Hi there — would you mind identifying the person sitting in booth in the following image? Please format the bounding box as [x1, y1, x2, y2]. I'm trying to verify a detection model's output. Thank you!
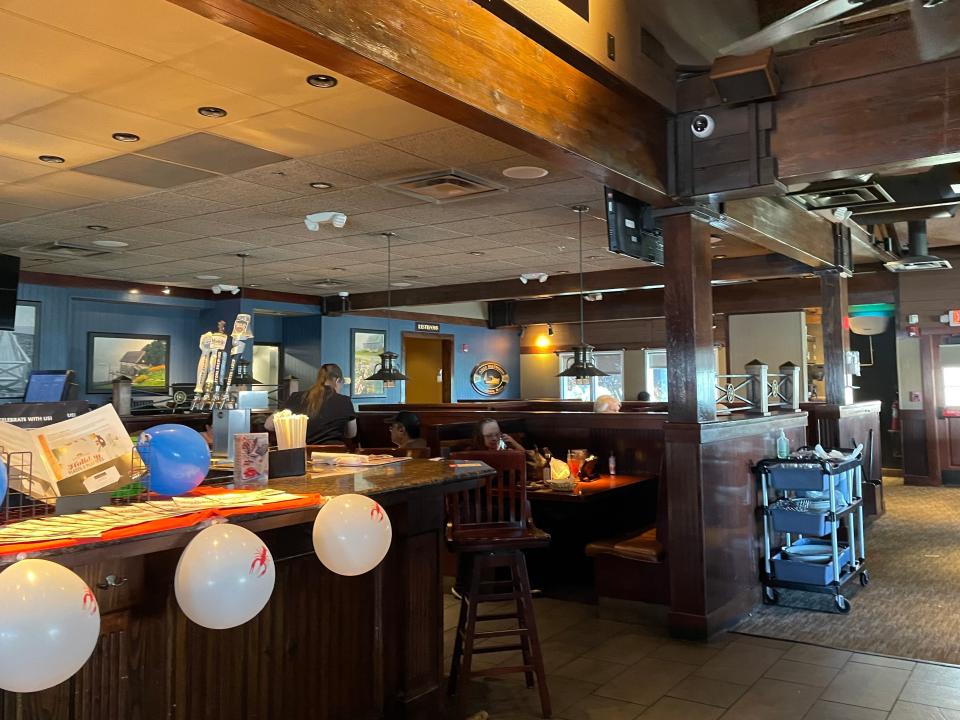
[386, 411, 428, 451]
[472, 417, 524, 451]
[636, 391, 651, 401]
[265, 363, 356, 445]
[593, 395, 621, 413]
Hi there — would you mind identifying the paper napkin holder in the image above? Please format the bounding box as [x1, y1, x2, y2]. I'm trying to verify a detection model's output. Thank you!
[268, 447, 306, 479]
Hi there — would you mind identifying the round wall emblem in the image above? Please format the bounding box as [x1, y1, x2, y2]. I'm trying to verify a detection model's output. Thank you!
[470, 361, 510, 396]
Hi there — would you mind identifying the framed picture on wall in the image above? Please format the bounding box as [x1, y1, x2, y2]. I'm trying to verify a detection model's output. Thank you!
[351, 329, 385, 398]
[86, 332, 170, 393]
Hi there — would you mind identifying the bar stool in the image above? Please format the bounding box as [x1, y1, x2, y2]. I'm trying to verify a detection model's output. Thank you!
[446, 450, 552, 718]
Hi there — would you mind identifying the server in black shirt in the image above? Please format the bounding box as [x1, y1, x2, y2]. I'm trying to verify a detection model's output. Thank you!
[266, 364, 356, 445]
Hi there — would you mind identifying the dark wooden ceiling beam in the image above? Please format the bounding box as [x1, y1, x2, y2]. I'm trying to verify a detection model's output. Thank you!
[168, 0, 671, 206]
[346, 253, 812, 310]
[678, 26, 960, 185]
[506, 271, 897, 326]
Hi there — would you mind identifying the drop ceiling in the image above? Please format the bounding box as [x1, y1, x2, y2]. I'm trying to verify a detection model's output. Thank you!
[0, 0, 766, 296]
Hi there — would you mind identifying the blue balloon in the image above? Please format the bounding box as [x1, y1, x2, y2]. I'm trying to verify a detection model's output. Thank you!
[137, 424, 211, 496]
[0, 457, 7, 506]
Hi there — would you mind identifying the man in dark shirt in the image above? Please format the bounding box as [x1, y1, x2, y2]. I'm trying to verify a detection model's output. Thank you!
[385, 411, 428, 451]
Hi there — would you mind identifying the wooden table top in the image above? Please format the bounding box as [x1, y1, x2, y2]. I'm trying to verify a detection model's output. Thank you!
[527, 473, 656, 503]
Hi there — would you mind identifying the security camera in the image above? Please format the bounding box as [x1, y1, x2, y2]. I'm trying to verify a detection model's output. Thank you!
[211, 284, 239, 295]
[304, 211, 348, 231]
[691, 114, 715, 139]
[519, 272, 549, 284]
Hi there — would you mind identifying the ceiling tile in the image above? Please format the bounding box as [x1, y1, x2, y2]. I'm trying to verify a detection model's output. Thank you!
[0, 221, 89, 243]
[386, 126, 519, 166]
[0, 124, 121, 167]
[232, 158, 363, 193]
[210, 110, 367, 158]
[462, 154, 580, 189]
[91, 226, 197, 247]
[175, 177, 300, 206]
[88, 66, 279, 129]
[0, 155, 56, 183]
[139, 132, 289, 174]
[7, 171, 154, 200]
[296, 86, 450, 141]
[0, 183, 91, 210]
[435, 216, 524, 237]
[0, 74, 66, 122]
[13, 97, 191, 148]
[0, 201, 45, 221]
[307, 143, 442, 182]
[0, 0, 234, 62]
[388, 225, 468, 243]
[146, 237, 257, 259]
[385, 242, 464, 259]
[511, 177, 604, 207]
[150, 216, 249, 238]
[499, 206, 583, 229]
[0, 11, 152, 92]
[362, 202, 484, 226]
[195, 209, 294, 231]
[74, 154, 216, 188]
[166, 33, 365, 107]
[119, 191, 234, 217]
[217, 228, 309, 247]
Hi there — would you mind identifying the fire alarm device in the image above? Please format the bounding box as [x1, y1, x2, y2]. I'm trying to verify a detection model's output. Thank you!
[907, 324, 921, 337]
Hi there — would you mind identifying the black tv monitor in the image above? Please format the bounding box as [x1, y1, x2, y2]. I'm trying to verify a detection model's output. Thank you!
[0, 254, 19, 331]
[605, 187, 664, 266]
[24, 370, 76, 403]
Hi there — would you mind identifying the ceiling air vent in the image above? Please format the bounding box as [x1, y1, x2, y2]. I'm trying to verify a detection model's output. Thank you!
[790, 182, 893, 210]
[20, 241, 118, 259]
[884, 256, 953, 272]
[289, 278, 347, 290]
[382, 170, 506, 204]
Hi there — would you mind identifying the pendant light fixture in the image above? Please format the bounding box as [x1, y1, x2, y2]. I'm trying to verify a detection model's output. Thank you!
[557, 205, 608, 386]
[366, 232, 407, 388]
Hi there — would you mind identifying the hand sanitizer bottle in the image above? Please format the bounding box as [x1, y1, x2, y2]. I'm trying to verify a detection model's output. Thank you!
[776, 429, 790, 459]
[608, 452, 617, 476]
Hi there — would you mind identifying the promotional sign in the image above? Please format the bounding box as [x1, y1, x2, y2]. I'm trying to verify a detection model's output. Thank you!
[0, 402, 89, 429]
[470, 361, 510, 396]
[415, 322, 440, 333]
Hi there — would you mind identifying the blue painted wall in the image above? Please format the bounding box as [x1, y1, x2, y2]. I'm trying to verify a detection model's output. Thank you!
[16, 281, 518, 404]
[320, 314, 520, 403]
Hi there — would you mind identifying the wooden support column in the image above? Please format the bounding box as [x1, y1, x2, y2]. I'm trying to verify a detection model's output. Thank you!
[663, 214, 717, 423]
[820, 271, 852, 406]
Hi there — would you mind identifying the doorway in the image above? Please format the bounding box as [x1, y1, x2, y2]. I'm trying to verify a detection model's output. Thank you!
[402, 333, 453, 403]
[252, 343, 282, 405]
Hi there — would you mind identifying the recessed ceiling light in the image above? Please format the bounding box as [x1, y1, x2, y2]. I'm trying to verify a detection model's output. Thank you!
[93, 239, 128, 248]
[86, 224, 109, 231]
[469, 251, 485, 256]
[161, 286, 171, 295]
[391, 281, 413, 287]
[329, 267, 346, 272]
[710, 235, 724, 245]
[309, 181, 333, 189]
[112, 132, 140, 142]
[197, 106, 227, 118]
[586, 255, 602, 260]
[714, 254, 727, 259]
[306, 74, 338, 88]
[195, 274, 220, 280]
[248, 283, 260, 288]
[129, 288, 140, 294]
[402, 274, 420, 279]
[38, 154, 65, 164]
[502, 166, 549, 179]
[555, 270, 570, 274]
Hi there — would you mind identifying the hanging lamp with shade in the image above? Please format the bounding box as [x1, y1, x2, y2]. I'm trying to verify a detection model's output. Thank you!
[365, 232, 407, 388]
[557, 205, 608, 385]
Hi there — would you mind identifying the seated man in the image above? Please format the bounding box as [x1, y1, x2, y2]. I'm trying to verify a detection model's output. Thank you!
[386, 411, 428, 450]
[636, 391, 651, 401]
[593, 394, 621, 413]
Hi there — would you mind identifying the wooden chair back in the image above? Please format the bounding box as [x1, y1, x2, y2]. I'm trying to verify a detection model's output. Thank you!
[448, 450, 528, 532]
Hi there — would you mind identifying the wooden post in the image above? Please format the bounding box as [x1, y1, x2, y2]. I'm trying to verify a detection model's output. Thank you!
[745, 359, 770, 415]
[820, 271, 851, 405]
[663, 214, 717, 423]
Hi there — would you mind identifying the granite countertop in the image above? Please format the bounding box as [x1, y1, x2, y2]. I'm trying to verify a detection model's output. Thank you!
[261, 458, 494, 498]
[0, 460, 493, 567]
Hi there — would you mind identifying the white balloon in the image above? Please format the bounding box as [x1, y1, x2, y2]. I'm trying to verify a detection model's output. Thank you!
[175, 524, 276, 629]
[0, 559, 101, 693]
[312, 494, 392, 576]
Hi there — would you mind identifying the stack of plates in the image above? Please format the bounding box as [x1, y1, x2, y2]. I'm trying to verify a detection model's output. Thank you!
[782, 542, 834, 563]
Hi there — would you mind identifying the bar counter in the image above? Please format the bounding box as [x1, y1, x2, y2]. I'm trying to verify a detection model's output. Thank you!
[0, 460, 493, 720]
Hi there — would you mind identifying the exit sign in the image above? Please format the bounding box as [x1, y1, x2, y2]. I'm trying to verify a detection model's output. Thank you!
[416, 322, 440, 333]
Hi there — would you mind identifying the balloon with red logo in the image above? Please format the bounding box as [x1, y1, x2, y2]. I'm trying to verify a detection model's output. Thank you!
[312, 493, 392, 576]
[175, 523, 275, 629]
[0, 559, 101, 692]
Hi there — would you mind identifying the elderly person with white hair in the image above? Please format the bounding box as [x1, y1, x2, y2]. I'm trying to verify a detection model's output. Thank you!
[593, 394, 621, 413]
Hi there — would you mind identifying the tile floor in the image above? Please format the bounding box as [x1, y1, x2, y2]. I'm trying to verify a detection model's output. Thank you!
[443, 594, 960, 720]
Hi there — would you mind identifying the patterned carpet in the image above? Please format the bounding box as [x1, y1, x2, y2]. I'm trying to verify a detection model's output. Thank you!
[735, 477, 960, 664]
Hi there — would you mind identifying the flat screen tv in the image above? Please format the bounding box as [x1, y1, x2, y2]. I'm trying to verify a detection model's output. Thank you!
[605, 187, 664, 266]
[0, 254, 19, 331]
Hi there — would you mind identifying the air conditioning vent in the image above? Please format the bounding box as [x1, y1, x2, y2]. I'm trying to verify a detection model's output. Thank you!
[20, 241, 118, 259]
[790, 182, 893, 210]
[382, 170, 506, 203]
[290, 278, 347, 290]
[884, 255, 953, 272]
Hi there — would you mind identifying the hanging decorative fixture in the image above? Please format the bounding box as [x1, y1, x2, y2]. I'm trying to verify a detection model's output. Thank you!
[366, 232, 407, 388]
[557, 205, 608, 386]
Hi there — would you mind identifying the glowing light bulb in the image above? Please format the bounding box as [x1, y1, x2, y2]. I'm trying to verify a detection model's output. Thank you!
[535, 334, 551, 349]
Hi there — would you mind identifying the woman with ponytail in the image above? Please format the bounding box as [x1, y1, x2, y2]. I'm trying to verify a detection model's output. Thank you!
[266, 363, 357, 444]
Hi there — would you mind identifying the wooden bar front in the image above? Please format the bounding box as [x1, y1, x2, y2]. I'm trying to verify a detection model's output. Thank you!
[0, 461, 491, 720]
